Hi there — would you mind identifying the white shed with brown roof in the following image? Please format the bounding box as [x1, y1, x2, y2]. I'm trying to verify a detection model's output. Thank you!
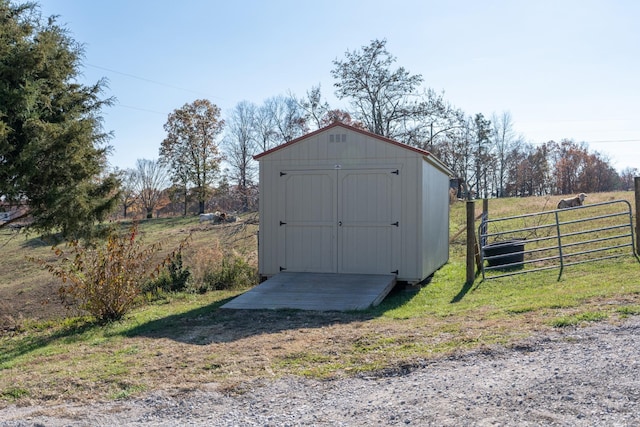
[254, 122, 452, 284]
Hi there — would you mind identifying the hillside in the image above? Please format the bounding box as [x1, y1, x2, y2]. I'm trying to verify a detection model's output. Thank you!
[0, 191, 639, 406]
[2, 191, 638, 324]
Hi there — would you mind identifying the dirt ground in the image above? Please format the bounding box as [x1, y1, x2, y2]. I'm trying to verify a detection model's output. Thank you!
[0, 280, 68, 331]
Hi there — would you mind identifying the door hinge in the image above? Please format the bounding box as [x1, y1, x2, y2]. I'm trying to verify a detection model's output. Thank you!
[280, 266, 287, 271]
[391, 221, 399, 227]
[391, 169, 399, 175]
[280, 171, 287, 176]
[279, 221, 287, 226]
[391, 270, 399, 275]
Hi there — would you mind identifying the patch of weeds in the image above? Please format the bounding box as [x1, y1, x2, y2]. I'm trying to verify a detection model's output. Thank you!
[203, 363, 222, 371]
[296, 362, 346, 378]
[548, 302, 577, 310]
[188, 243, 257, 293]
[276, 351, 333, 370]
[1, 386, 30, 401]
[617, 305, 640, 318]
[117, 346, 140, 356]
[575, 311, 609, 322]
[352, 334, 416, 355]
[108, 383, 146, 400]
[506, 306, 535, 314]
[201, 251, 257, 291]
[89, 337, 108, 346]
[341, 360, 386, 374]
[551, 317, 579, 328]
[142, 251, 191, 297]
[436, 323, 463, 334]
[95, 361, 130, 380]
[551, 311, 608, 328]
[352, 335, 382, 353]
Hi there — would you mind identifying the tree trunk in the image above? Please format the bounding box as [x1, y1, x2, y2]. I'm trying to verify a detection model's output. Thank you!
[183, 186, 188, 216]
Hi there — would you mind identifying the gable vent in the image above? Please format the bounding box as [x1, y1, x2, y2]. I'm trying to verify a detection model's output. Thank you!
[329, 133, 347, 143]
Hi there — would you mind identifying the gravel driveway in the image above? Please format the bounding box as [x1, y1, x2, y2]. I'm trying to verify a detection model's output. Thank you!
[1, 317, 639, 426]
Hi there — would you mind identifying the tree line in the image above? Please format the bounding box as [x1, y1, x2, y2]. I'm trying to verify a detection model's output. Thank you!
[144, 38, 635, 215]
[1, 1, 637, 238]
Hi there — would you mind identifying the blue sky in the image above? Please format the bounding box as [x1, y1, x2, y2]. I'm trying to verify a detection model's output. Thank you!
[39, 0, 639, 172]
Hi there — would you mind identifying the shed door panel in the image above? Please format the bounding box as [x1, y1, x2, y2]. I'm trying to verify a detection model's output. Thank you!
[338, 169, 400, 275]
[280, 171, 336, 273]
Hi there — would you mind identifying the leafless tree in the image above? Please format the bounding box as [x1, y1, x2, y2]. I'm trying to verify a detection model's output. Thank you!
[224, 101, 259, 211]
[134, 159, 169, 219]
[491, 111, 521, 197]
[331, 39, 465, 153]
[620, 167, 639, 190]
[116, 167, 138, 218]
[293, 84, 330, 131]
[331, 39, 423, 139]
[472, 113, 493, 198]
[254, 103, 278, 152]
[265, 95, 307, 144]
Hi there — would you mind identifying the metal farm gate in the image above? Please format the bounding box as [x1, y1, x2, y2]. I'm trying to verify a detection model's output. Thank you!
[479, 200, 639, 280]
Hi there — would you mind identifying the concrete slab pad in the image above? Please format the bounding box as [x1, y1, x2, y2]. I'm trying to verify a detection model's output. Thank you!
[221, 272, 397, 311]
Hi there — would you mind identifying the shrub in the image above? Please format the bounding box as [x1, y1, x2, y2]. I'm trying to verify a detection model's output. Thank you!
[203, 250, 256, 291]
[32, 223, 189, 323]
[187, 241, 257, 292]
[142, 251, 191, 295]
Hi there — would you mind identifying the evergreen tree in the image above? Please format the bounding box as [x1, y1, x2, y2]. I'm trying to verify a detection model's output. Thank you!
[0, 1, 118, 238]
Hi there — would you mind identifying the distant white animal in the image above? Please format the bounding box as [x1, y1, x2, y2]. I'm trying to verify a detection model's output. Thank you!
[199, 213, 215, 222]
[200, 211, 236, 224]
[557, 193, 587, 209]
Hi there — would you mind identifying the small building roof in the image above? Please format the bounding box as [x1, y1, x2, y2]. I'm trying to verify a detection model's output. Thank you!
[254, 122, 453, 176]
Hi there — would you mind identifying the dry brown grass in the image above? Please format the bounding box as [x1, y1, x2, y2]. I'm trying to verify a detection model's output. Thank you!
[0, 215, 259, 324]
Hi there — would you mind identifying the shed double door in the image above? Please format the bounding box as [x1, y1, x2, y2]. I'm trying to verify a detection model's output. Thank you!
[278, 168, 400, 275]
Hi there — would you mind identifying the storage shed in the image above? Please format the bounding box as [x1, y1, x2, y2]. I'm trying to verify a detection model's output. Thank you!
[255, 122, 453, 284]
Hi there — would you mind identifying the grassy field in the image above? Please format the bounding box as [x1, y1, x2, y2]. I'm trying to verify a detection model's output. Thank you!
[1, 192, 639, 405]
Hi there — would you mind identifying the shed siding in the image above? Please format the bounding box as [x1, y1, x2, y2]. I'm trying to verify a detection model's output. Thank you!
[420, 160, 451, 276]
[257, 124, 451, 282]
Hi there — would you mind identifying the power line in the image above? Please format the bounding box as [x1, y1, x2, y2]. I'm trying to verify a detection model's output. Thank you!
[589, 139, 640, 144]
[114, 103, 166, 115]
[86, 63, 214, 98]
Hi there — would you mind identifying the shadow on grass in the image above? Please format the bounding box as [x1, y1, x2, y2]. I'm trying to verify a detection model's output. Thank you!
[19, 234, 59, 249]
[450, 268, 484, 303]
[0, 320, 97, 367]
[450, 280, 475, 303]
[119, 286, 420, 345]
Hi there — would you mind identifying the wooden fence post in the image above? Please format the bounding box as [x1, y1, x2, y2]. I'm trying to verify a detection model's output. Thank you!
[635, 177, 640, 255]
[476, 199, 489, 270]
[466, 200, 476, 284]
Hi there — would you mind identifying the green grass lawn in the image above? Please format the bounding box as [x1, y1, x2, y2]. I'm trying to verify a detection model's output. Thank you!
[1, 193, 639, 405]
